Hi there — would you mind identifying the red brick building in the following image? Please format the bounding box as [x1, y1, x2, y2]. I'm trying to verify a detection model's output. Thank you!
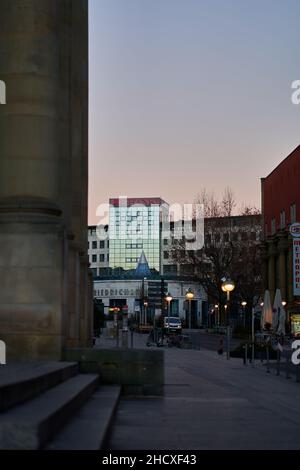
[261, 145, 300, 334]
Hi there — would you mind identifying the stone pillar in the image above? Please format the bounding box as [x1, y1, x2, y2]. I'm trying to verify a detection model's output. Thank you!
[261, 242, 269, 291]
[67, 0, 92, 348]
[267, 239, 276, 303]
[278, 233, 288, 301]
[0, 0, 91, 360]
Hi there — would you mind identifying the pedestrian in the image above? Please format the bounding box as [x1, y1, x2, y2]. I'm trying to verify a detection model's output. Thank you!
[217, 338, 223, 355]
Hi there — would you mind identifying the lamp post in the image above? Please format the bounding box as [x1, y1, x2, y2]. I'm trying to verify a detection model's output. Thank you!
[165, 293, 173, 336]
[241, 301, 247, 328]
[215, 304, 220, 327]
[143, 301, 148, 326]
[221, 278, 235, 360]
[186, 288, 194, 331]
[251, 306, 255, 365]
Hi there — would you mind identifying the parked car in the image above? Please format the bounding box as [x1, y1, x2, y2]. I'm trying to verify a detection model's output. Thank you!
[164, 316, 182, 334]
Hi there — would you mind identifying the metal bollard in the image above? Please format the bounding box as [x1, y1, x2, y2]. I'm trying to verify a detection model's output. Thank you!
[276, 349, 280, 376]
[286, 353, 290, 379]
[130, 329, 134, 348]
[266, 346, 270, 373]
[243, 344, 248, 365]
[297, 365, 300, 383]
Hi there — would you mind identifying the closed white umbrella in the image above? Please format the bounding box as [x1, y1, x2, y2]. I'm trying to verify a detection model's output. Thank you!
[261, 290, 273, 329]
[272, 289, 281, 331]
[274, 289, 286, 336]
[277, 308, 286, 336]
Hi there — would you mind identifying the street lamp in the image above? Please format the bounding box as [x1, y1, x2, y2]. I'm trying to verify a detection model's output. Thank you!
[241, 301, 247, 328]
[221, 279, 236, 302]
[143, 301, 148, 325]
[165, 293, 173, 335]
[214, 304, 220, 326]
[221, 278, 235, 360]
[282, 301, 287, 307]
[186, 288, 194, 330]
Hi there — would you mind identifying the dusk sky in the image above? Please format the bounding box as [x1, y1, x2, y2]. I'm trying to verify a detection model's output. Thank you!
[88, 0, 300, 224]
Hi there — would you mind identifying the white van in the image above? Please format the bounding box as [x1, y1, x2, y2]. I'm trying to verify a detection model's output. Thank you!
[164, 316, 182, 333]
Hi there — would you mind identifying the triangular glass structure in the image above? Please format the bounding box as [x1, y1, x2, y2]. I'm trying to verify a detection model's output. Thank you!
[135, 250, 151, 277]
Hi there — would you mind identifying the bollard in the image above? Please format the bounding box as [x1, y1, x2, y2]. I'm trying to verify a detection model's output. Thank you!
[297, 366, 300, 383]
[226, 326, 230, 360]
[286, 353, 290, 379]
[266, 346, 270, 373]
[243, 344, 247, 365]
[130, 328, 134, 348]
[248, 344, 252, 364]
[116, 323, 119, 348]
[276, 349, 280, 376]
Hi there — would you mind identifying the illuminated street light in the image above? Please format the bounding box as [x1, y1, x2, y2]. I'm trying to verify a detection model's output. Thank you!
[165, 293, 173, 335]
[221, 278, 235, 360]
[186, 288, 194, 330]
[241, 301, 247, 328]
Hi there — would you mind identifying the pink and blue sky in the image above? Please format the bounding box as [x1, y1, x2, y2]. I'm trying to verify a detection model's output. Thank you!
[88, 0, 300, 224]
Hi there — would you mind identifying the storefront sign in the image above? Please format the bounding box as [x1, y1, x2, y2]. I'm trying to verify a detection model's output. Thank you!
[94, 288, 140, 298]
[291, 223, 300, 296]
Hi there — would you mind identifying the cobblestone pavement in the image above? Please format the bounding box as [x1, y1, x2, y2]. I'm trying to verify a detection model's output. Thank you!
[108, 346, 300, 450]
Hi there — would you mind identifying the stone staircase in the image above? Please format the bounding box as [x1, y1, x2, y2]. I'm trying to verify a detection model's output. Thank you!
[0, 362, 121, 450]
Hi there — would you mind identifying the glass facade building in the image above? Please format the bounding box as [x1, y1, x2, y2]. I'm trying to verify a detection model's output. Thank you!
[109, 198, 168, 273]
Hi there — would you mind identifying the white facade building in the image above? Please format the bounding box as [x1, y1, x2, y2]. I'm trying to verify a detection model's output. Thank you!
[94, 277, 206, 327]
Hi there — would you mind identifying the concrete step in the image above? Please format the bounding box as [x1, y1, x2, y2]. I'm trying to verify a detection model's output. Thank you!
[0, 373, 99, 449]
[0, 362, 79, 411]
[46, 385, 121, 450]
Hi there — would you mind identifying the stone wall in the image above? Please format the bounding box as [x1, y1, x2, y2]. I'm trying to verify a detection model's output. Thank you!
[63, 348, 165, 396]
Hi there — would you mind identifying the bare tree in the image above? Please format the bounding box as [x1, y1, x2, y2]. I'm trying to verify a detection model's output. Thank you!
[170, 217, 263, 323]
[221, 186, 236, 217]
[239, 203, 261, 216]
[194, 188, 222, 218]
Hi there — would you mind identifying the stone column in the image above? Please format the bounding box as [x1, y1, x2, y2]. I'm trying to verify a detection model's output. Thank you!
[267, 239, 276, 303]
[277, 233, 288, 301]
[261, 242, 269, 291]
[0, 0, 91, 360]
[67, 0, 92, 348]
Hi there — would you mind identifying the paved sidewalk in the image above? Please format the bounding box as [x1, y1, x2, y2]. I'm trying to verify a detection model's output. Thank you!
[108, 348, 300, 450]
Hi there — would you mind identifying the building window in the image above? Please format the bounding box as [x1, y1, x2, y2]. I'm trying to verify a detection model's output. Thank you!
[250, 232, 256, 241]
[280, 210, 286, 229]
[100, 254, 105, 262]
[107, 254, 109, 262]
[91, 268, 97, 277]
[92, 241, 97, 250]
[100, 240, 105, 249]
[181, 264, 194, 275]
[88, 241, 90, 249]
[164, 251, 169, 259]
[163, 265, 177, 274]
[223, 233, 229, 243]
[92, 254, 97, 263]
[164, 239, 168, 246]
